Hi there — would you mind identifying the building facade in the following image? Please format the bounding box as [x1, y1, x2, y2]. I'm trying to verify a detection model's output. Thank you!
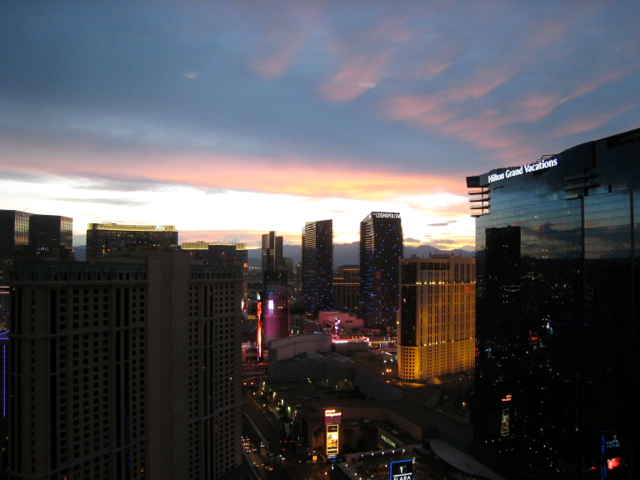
[468, 128, 639, 479]
[397, 255, 475, 381]
[6, 251, 242, 479]
[261, 271, 290, 351]
[1, 211, 74, 271]
[302, 220, 333, 315]
[29, 215, 74, 261]
[181, 241, 249, 312]
[261, 231, 283, 272]
[332, 265, 359, 313]
[359, 212, 403, 326]
[0, 211, 31, 266]
[86, 224, 178, 258]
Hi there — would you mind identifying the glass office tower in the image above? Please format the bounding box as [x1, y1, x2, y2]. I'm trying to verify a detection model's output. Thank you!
[302, 219, 333, 315]
[467, 128, 639, 479]
[359, 212, 403, 326]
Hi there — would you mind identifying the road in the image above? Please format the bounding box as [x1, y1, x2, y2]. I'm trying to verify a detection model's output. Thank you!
[242, 380, 329, 480]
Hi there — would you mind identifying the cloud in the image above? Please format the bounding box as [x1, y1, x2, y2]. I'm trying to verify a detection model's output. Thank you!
[248, 1, 322, 79]
[183, 72, 198, 79]
[317, 15, 411, 101]
[428, 221, 457, 227]
[431, 238, 456, 245]
[56, 198, 148, 207]
[405, 237, 421, 243]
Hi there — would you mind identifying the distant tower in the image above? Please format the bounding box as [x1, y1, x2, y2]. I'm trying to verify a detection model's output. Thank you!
[398, 255, 476, 381]
[30, 214, 74, 260]
[0, 210, 33, 268]
[86, 223, 178, 258]
[359, 212, 403, 326]
[260, 232, 289, 351]
[302, 220, 333, 315]
[332, 265, 359, 313]
[262, 271, 290, 346]
[261, 231, 283, 272]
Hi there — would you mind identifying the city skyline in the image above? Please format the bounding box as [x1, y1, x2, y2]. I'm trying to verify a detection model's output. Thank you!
[1, 2, 639, 249]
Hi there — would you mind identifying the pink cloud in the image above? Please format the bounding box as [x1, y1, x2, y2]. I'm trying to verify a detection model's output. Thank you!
[317, 16, 413, 101]
[249, 1, 323, 79]
[317, 51, 392, 101]
[553, 103, 637, 137]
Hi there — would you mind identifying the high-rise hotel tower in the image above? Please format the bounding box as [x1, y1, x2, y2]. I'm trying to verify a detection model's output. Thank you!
[7, 251, 242, 480]
[359, 212, 403, 326]
[468, 128, 639, 479]
[398, 255, 475, 381]
[302, 220, 333, 315]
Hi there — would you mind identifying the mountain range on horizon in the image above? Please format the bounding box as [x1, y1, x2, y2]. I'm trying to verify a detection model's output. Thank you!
[263, 242, 475, 268]
[73, 242, 475, 265]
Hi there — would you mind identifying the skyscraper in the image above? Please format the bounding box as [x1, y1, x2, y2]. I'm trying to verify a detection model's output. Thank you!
[260, 232, 289, 352]
[467, 127, 639, 479]
[0, 210, 32, 269]
[0, 211, 73, 463]
[86, 223, 178, 258]
[302, 220, 333, 315]
[29, 214, 74, 260]
[359, 212, 403, 326]
[6, 251, 242, 479]
[398, 255, 475, 381]
[0, 211, 73, 268]
[261, 231, 283, 272]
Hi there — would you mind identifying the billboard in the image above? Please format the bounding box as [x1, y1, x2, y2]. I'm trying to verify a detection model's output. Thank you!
[390, 459, 412, 480]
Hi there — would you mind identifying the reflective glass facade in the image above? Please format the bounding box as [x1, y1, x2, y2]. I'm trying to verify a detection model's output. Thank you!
[359, 212, 403, 326]
[0, 210, 32, 264]
[468, 128, 639, 479]
[302, 219, 333, 315]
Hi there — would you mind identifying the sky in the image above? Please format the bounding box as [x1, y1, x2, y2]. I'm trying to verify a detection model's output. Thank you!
[1, 1, 639, 249]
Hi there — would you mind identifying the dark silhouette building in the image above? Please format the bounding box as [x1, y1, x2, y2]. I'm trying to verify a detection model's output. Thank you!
[86, 223, 178, 258]
[359, 212, 403, 327]
[6, 251, 243, 479]
[261, 231, 283, 272]
[259, 232, 289, 353]
[302, 220, 333, 315]
[29, 214, 74, 260]
[0, 211, 73, 269]
[0, 210, 32, 267]
[467, 127, 640, 479]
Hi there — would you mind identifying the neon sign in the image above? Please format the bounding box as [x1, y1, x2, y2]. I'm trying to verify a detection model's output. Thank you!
[390, 459, 413, 480]
[373, 212, 401, 219]
[324, 409, 342, 421]
[488, 158, 558, 184]
[326, 424, 339, 459]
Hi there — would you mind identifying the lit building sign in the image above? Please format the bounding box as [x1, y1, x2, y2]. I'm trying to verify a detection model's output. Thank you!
[488, 158, 558, 184]
[324, 409, 342, 422]
[373, 212, 401, 219]
[381, 434, 397, 448]
[501, 395, 511, 437]
[390, 459, 413, 480]
[326, 424, 339, 459]
[325, 409, 342, 460]
[256, 302, 262, 358]
[601, 431, 622, 477]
